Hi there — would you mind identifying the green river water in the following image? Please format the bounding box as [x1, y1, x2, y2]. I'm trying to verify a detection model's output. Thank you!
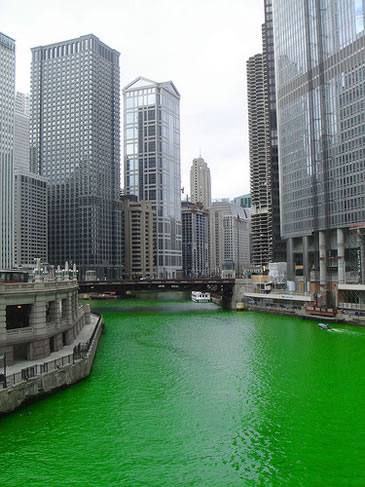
[1, 292, 365, 486]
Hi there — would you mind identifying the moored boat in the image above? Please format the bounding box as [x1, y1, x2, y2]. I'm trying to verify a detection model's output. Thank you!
[191, 291, 211, 303]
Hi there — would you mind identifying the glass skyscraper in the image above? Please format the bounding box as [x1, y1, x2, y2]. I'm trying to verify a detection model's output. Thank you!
[30, 35, 122, 279]
[273, 0, 365, 302]
[123, 77, 182, 278]
[0, 33, 15, 270]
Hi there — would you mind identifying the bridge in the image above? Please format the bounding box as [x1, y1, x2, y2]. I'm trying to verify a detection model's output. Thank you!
[78, 278, 235, 303]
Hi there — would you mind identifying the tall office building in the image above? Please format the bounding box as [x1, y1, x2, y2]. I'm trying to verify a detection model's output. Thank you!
[181, 201, 209, 277]
[273, 0, 365, 305]
[14, 92, 48, 267]
[0, 33, 16, 270]
[123, 76, 182, 278]
[209, 201, 251, 276]
[15, 92, 30, 117]
[30, 35, 122, 279]
[14, 172, 48, 266]
[190, 156, 211, 209]
[14, 92, 30, 172]
[247, 0, 285, 267]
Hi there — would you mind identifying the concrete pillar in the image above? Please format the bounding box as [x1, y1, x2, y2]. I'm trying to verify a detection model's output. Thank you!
[29, 296, 47, 336]
[286, 238, 295, 281]
[83, 304, 91, 326]
[337, 228, 345, 284]
[65, 292, 73, 323]
[303, 236, 310, 289]
[358, 229, 365, 284]
[0, 297, 7, 342]
[319, 231, 327, 306]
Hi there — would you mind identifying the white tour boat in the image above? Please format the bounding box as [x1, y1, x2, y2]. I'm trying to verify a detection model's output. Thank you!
[191, 291, 211, 303]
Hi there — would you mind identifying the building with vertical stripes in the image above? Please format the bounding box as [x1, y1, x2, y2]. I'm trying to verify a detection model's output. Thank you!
[30, 35, 122, 279]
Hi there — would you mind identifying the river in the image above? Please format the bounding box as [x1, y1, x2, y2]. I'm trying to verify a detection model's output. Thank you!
[1, 291, 365, 486]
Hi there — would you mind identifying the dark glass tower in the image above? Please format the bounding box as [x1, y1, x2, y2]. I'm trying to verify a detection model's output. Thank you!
[273, 0, 365, 302]
[30, 35, 122, 279]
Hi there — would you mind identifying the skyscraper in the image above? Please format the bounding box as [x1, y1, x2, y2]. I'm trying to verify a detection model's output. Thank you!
[123, 77, 182, 278]
[273, 0, 365, 305]
[209, 201, 251, 276]
[190, 156, 211, 209]
[0, 33, 15, 270]
[30, 35, 122, 279]
[247, 0, 285, 267]
[14, 92, 30, 172]
[13, 92, 48, 267]
[181, 201, 209, 277]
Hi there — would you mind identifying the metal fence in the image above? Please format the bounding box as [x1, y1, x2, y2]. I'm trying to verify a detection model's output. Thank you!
[3, 316, 102, 389]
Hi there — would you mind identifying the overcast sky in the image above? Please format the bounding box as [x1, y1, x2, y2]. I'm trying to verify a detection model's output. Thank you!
[2, 0, 264, 200]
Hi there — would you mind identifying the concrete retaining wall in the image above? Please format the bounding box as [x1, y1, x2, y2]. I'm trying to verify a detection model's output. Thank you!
[0, 316, 104, 416]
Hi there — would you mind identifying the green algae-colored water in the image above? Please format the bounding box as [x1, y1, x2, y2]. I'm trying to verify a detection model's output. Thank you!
[1, 292, 365, 486]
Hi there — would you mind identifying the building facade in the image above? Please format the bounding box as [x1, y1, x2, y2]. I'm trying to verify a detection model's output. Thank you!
[273, 0, 365, 306]
[181, 201, 209, 277]
[232, 194, 252, 208]
[0, 273, 89, 365]
[247, 0, 285, 267]
[14, 92, 30, 172]
[14, 91, 48, 267]
[190, 156, 211, 209]
[30, 35, 123, 280]
[14, 171, 48, 266]
[123, 77, 182, 278]
[0, 33, 16, 270]
[209, 201, 251, 277]
[121, 195, 155, 279]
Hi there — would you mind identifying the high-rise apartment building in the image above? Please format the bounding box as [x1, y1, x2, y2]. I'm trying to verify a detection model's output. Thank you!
[247, 0, 285, 267]
[273, 0, 365, 306]
[123, 77, 182, 278]
[30, 35, 122, 279]
[121, 195, 155, 279]
[181, 201, 209, 277]
[0, 33, 15, 270]
[190, 156, 211, 209]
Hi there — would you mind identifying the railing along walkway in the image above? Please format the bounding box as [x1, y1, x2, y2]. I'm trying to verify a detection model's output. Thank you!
[3, 316, 102, 389]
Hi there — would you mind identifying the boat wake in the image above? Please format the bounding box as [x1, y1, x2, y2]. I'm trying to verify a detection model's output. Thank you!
[330, 328, 365, 336]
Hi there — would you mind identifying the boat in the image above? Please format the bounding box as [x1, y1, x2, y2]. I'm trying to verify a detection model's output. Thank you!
[191, 291, 211, 303]
[318, 323, 331, 330]
[89, 292, 118, 300]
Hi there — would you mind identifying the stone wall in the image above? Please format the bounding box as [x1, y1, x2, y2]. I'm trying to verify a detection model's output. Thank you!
[0, 315, 104, 416]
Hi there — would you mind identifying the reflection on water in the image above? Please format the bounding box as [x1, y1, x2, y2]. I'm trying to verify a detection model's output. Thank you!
[1, 292, 365, 487]
[92, 290, 219, 313]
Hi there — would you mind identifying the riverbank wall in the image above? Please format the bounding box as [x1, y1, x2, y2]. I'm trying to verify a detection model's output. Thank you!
[236, 302, 365, 326]
[0, 314, 104, 416]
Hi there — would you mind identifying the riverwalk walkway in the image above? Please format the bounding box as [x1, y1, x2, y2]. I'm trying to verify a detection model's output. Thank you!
[4, 313, 100, 388]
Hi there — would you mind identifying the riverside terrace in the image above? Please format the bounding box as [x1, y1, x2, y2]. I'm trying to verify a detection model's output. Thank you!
[78, 278, 235, 299]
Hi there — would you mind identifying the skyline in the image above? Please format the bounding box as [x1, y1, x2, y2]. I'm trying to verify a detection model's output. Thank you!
[2, 0, 264, 199]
